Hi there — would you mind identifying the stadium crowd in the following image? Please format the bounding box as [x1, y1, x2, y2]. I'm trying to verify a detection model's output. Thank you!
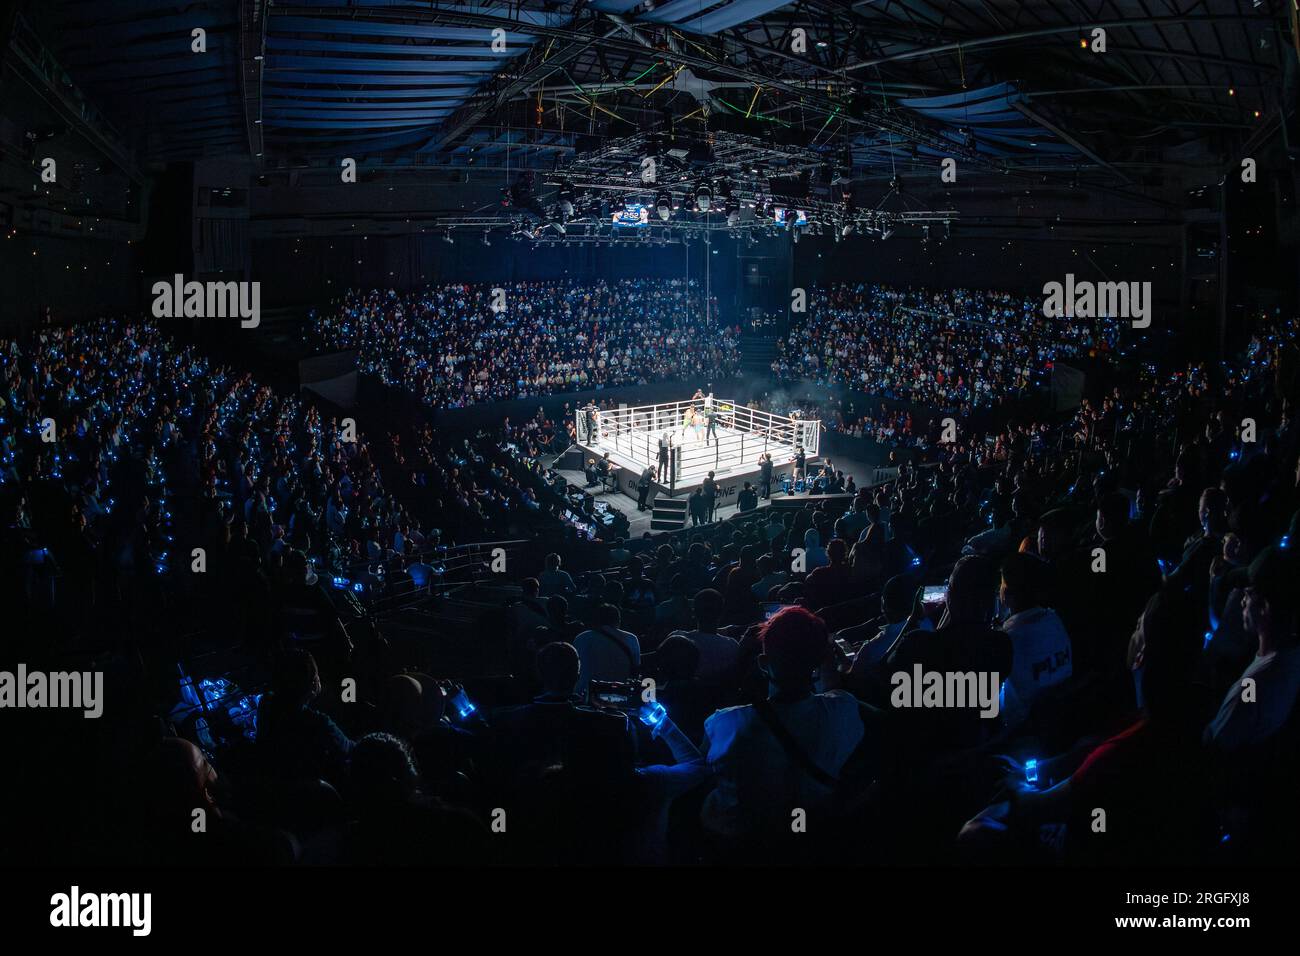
[0, 319, 418, 658]
[772, 283, 1123, 412]
[305, 279, 741, 408]
[385, 406, 600, 546]
[4, 305, 1299, 869]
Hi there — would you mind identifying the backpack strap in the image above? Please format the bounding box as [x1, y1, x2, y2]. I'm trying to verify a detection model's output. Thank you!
[753, 700, 840, 789]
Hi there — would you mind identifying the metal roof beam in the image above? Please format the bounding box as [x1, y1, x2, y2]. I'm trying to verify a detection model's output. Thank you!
[843, 13, 1280, 72]
[270, 4, 997, 167]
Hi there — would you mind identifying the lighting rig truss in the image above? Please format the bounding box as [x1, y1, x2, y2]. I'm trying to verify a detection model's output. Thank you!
[433, 132, 957, 244]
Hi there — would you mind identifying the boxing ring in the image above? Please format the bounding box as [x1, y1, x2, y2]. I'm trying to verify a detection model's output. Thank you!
[575, 397, 820, 498]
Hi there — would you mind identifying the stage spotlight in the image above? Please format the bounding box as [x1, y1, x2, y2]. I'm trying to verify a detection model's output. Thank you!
[881, 226, 893, 240]
[694, 180, 713, 212]
[656, 190, 672, 221]
[482, 230, 491, 247]
[726, 201, 740, 228]
[442, 229, 454, 244]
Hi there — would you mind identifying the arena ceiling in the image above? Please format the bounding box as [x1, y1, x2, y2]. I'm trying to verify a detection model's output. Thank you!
[23, 1, 1292, 163]
[7, 0, 1297, 239]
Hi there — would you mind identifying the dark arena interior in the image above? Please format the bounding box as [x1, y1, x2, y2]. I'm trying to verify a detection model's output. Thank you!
[1, 0, 1298, 930]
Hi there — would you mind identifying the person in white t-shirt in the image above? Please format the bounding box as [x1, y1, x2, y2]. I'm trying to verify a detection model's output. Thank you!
[573, 603, 641, 697]
[667, 588, 739, 683]
[1204, 546, 1300, 751]
[701, 606, 867, 846]
[537, 552, 576, 597]
[998, 552, 1072, 729]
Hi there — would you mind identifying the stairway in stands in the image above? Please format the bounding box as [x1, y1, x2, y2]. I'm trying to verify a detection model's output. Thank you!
[740, 331, 780, 377]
